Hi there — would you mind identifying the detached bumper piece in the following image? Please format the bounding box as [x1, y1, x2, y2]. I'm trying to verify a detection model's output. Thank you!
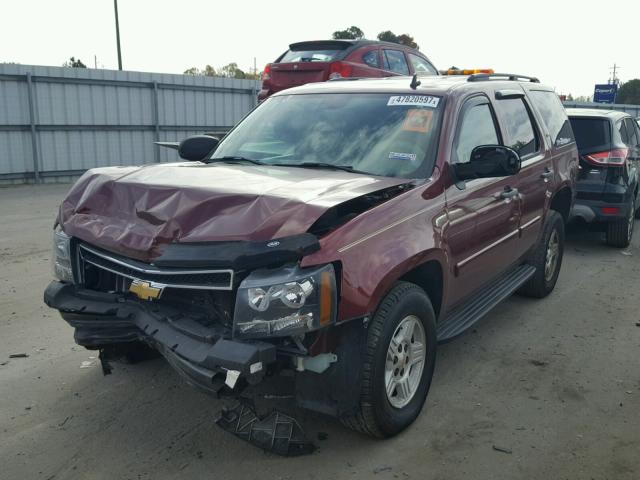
[44, 281, 276, 395]
[216, 403, 315, 456]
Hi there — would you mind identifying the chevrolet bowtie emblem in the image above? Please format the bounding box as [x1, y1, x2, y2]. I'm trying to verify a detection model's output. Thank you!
[129, 280, 164, 301]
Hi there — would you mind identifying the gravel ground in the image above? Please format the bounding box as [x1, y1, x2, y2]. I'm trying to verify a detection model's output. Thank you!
[1, 183, 639, 480]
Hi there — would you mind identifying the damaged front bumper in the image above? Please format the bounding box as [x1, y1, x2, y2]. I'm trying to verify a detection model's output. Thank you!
[44, 281, 277, 394]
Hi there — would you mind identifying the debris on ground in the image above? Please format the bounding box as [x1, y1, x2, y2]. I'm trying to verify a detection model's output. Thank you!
[58, 416, 73, 427]
[80, 361, 96, 369]
[9, 353, 29, 358]
[373, 465, 393, 474]
[530, 359, 548, 367]
[492, 445, 513, 454]
[620, 250, 633, 256]
[317, 432, 328, 441]
[216, 403, 315, 456]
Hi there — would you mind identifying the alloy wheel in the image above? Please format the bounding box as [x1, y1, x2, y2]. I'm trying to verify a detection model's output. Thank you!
[384, 315, 426, 409]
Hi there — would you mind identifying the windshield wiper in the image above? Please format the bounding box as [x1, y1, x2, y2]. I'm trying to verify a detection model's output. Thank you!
[271, 162, 369, 175]
[210, 156, 264, 165]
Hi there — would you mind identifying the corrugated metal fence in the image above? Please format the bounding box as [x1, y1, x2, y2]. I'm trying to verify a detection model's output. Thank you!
[0, 64, 259, 184]
[563, 101, 640, 118]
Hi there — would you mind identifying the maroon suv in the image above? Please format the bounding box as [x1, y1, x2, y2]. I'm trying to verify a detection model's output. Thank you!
[45, 73, 577, 440]
[258, 39, 439, 101]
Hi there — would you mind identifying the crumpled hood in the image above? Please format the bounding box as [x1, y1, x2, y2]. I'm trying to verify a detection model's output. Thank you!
[59, 162, 408, 261]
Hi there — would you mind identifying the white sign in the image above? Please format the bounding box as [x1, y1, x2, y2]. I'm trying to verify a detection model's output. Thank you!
[387, 95, 440, 108]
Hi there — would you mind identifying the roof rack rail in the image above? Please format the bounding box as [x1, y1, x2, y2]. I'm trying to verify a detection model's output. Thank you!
[467, 73, 540, 83]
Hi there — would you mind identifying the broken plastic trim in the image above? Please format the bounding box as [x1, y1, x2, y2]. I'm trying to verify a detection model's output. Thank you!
[216, 403, 316, 456]
[308, 183, 414, 236]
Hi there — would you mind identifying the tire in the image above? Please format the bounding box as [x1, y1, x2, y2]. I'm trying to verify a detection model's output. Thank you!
[340, 282, 437, 438]
[606, 198, 635, 248]
[518, 210, 565, 298]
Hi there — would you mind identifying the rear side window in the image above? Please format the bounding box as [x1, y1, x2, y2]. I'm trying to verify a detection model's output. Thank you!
[455, 103, 500, 164]
[362, 50, 379, 68]
[624, 118, 638, 146]
[618, 120, 629, 143]
[493, 98, 539, 157]
[382, 50, 410, 75]
[569, 118, 611, 152]
[408, 54, 438, 75]
[529, 90, 575, 148]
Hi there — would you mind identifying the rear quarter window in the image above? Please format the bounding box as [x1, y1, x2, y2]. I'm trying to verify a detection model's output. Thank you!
[569, 117, 611, 152]
[529, 90, 575, 148]
[362, 50, 379, 68]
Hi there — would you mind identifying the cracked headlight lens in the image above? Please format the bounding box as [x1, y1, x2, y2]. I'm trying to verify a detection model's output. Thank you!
[52, 227, 75, 283]
[234, 264, 336, 339]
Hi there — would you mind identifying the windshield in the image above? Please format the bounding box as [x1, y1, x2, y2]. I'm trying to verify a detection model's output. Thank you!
[279, 49, 340, 62]
[211, 93, 443, 179]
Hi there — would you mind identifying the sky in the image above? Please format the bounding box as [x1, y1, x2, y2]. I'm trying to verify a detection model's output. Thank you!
[2, 0, 639, 98]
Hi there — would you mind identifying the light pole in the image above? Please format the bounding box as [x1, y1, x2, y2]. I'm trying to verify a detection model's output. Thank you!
[114, 0, 122, 70]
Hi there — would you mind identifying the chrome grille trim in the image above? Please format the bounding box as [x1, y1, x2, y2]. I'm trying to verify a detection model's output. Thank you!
[79, 244, 234, 291]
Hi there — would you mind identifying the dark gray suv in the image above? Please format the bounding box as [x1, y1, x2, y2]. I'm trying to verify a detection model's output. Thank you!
[567, 109, 640, 247]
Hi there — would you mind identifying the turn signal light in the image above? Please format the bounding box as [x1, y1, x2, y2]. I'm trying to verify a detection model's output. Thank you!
[444, 68, 495, 75]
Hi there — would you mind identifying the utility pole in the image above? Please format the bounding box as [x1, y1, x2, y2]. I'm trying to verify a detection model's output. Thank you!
[114, 0, 123, 70]
[609, 63, 620, 85]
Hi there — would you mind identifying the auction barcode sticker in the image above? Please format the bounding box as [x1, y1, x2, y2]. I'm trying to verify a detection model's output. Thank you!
[387, 95, 440, 108]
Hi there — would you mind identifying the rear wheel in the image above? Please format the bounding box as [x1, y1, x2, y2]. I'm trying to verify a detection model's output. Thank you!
[340, 282, 437, 438]
[606, 198, 635, 248]
[518, 211, 565, 298]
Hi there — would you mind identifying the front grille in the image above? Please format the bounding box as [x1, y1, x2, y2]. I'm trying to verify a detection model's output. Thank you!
[78, 244, 234, 291]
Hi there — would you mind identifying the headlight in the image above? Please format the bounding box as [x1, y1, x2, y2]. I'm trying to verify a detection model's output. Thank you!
[233, 264, 337, 339]
[52, 227, 75, 283]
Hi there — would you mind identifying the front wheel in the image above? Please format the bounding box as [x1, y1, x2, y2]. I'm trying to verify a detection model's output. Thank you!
[518, 210, 565, 298]
[340, 282, 437, 438]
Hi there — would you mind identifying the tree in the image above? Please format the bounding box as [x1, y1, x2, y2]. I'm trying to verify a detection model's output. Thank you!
[617, 79, 640, 105]
[63, 57, 86, 68]
[332, 26, 364, 40]
[377, 30, 398, 43]
[182, 63, 259, 80]
[396, 34, 418, 50]
[220, 62, 246, 79]
[184, 65, 217, 76]
[377, 31, 419, 49]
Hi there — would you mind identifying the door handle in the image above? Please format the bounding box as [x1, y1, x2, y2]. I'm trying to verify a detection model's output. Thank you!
[500, 187, 519, 199]
[540, 168, 553, 179]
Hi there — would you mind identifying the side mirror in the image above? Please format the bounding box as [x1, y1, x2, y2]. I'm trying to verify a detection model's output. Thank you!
[178, 135, 220, 161]
[454, 145, 521, 181]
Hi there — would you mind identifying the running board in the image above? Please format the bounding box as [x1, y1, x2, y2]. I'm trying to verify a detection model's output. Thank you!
[437, 264, 536, 342]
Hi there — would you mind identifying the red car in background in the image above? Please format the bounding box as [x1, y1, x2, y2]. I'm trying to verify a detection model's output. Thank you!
[258, 39, 439, 101]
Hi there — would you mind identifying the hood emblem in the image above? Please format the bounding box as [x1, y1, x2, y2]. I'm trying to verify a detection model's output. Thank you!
[267, 241, 281, 248]
[129, 280, 165, 301]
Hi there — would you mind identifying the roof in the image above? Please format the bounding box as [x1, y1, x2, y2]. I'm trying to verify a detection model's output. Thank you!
[273, 74, 552, 98]
[566, 108, 630, 119]
[288, 39, 419, 51]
